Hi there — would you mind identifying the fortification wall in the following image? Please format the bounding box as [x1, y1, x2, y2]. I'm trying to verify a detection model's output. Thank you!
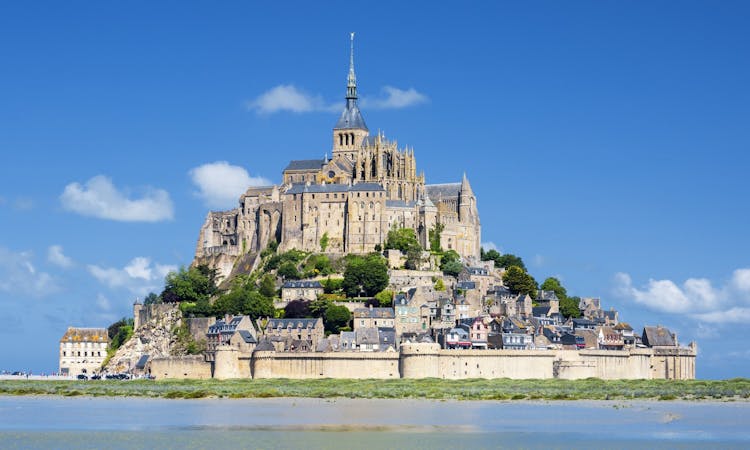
[252, 351, 400, 379]
[185, 317, 215, 343]
[554, 349, 652, 380]
[149, 355, 212, 379]
[436, 349, 556, 379]
[213, 347, 252, 379]
[651, 347, 696, 380]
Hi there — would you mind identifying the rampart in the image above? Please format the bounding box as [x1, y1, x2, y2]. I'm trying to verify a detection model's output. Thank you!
[149, 355, 212, 379]
[150, 343, 696, 380]
[252, 351, 400, 379]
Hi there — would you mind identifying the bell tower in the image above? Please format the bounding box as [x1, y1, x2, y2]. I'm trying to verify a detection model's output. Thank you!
[332, 32, 369, 160]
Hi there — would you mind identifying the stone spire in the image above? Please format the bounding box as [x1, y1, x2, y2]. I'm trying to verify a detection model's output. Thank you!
[461, 172, 474, 195]
[347, 32, 357, 100]
[334, 32, 368, 131]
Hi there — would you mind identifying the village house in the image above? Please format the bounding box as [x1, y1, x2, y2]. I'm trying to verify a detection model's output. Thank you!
[206, 315, 256, 361]
[59, 327, 109, 377]
[281, 280, 324, 302]
[261, 317, 325, 352]
[597, 326, 625, 350]
[353, 305, 395, 330]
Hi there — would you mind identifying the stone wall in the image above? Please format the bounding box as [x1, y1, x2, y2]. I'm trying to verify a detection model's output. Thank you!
[155, 343, 696, 380]
[185, 317, 215, 343]
[149, 356, 212, 379]
[251, 351, 400, 379]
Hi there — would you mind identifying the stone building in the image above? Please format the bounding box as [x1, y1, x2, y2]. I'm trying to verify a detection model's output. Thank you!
[193, 35, 481, 280]
[260, 317, 325, 352]
[281, 280, 324, 302]
[59, 327, 109, 377]
[353, 305, 395, 330]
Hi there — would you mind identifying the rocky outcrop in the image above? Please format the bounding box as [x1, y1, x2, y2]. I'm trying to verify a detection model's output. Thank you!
[104, 304, 182, 373]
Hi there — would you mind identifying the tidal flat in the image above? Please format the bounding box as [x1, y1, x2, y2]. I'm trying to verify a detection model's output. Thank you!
[1, 396, 749, 449]
[0, 377, 749, 401]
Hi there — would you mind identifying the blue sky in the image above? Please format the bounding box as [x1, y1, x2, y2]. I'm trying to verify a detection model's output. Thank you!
[1, 1, 748, 378]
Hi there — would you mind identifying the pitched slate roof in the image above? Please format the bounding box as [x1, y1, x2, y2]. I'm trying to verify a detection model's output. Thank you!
[386, 200, 417, 208]
[254, 338, 276, 352]
[353, 307, 395, 319]
[267, 318, 321, 329]
[284, 159, 325, 171]
[236, 330, 257, 344]
[425, 183, 461, 199]
[285, 182, 384, 195]
[642, 326, 677, 347]
[282, 280, 323, 289]
[135, 354, 149, 370]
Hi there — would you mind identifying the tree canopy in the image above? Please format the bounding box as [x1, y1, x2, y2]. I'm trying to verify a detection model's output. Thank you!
[482, 250, 526, 271]
[342, 253, 389, 297]
[540, 276, 581, 318]
[161, 265, 220, 304]
[384, 227, 421, 253]
[502, 265, 537, 297]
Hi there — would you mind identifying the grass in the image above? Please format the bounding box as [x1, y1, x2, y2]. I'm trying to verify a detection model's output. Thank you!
[0, 378, 749, 401]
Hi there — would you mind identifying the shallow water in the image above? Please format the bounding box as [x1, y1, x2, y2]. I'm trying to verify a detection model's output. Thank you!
[0, 396, 748, 449]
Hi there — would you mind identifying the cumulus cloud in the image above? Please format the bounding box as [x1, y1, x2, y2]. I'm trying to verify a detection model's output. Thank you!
[361, 86, 428, 109]
[247, 85, 340, 114]
[47, 245, 73, 268]
[248, 84, 427, 114]
[88, 257, 176, 296]
[481, 242, 499, 252]
[189, 161, 272, 209]
[613, 269, 750, 323]
[0, 247, 59, 297]
[60, 175, 174, 222]
[96, 293, 111, 311]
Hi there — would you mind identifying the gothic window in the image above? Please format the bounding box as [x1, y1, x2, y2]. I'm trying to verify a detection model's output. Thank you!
[339, 134, 343, 146]
[369, 202, 373, 209]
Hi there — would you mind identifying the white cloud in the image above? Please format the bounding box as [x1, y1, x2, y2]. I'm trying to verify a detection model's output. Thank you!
[0, 247, 59, 297]
[96, 293, 111, 311]
[362, 86, 428, 109]
[481, 242, 499, 252]
[189, 161, 271, 209]
[47, 245, 73, 268]
[88, 257, 176, 296]
[248, 84, 427, 114]
[60, 175, 174, 222]
[613, 269, 750, 323]
[247, 85, 340, 114]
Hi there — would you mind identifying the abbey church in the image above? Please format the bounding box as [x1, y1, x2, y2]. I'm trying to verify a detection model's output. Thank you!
[194, 36, 481, 278]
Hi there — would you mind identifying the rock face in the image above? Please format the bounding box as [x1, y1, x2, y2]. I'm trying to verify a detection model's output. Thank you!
[104, 304, 182, 373]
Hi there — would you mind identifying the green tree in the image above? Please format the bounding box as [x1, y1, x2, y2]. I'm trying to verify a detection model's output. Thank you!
[404, 245, 424, 270]
[428, 223, 444, 252]
[540, 277, 568, 301]
[434, 278, 446, 291]
[161, 265, 220, 303]
[442, 260, 463, 278]
[321, 277, 344, 294]
[143, 292, 161, 305]
[324, 304, 351, 334]
[277, 261, 300, 280]
[503, 265, 538, 297]
[495, 253, 526, 270]
[560, 295, 582, 319]
[259, 274, 277, 299]
[375, 289, 394, 307]
[243, 290, 275, 318]
[284, 299, 311, 318]
[384, 227, 421, 253]
[342, 253, 389, 297]
[439, 250, 461, 270]
[319, 232, 329, 252]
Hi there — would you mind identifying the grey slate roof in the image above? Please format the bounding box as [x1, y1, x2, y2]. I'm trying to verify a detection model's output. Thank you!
[642, 326, 677, 347]
[353, 307, 395, 319]
[457, 281, 476, 290]
[285, 182, 384, 195]
[284, 159, 325, 171]
[386, 200, 417, 208]
[282, 280, 323, 289]
[236, 330, 257, 344]
[254, 338, 275, 352]
[135, 354, 149, 370]
[425, 183, 461, 199]
[267, 318, 321, 329]
[356, 327, 379, 345]
[334, 101, 368, 130]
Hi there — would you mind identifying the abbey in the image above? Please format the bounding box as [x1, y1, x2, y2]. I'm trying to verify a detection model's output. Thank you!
[195, 36, 480, 278]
